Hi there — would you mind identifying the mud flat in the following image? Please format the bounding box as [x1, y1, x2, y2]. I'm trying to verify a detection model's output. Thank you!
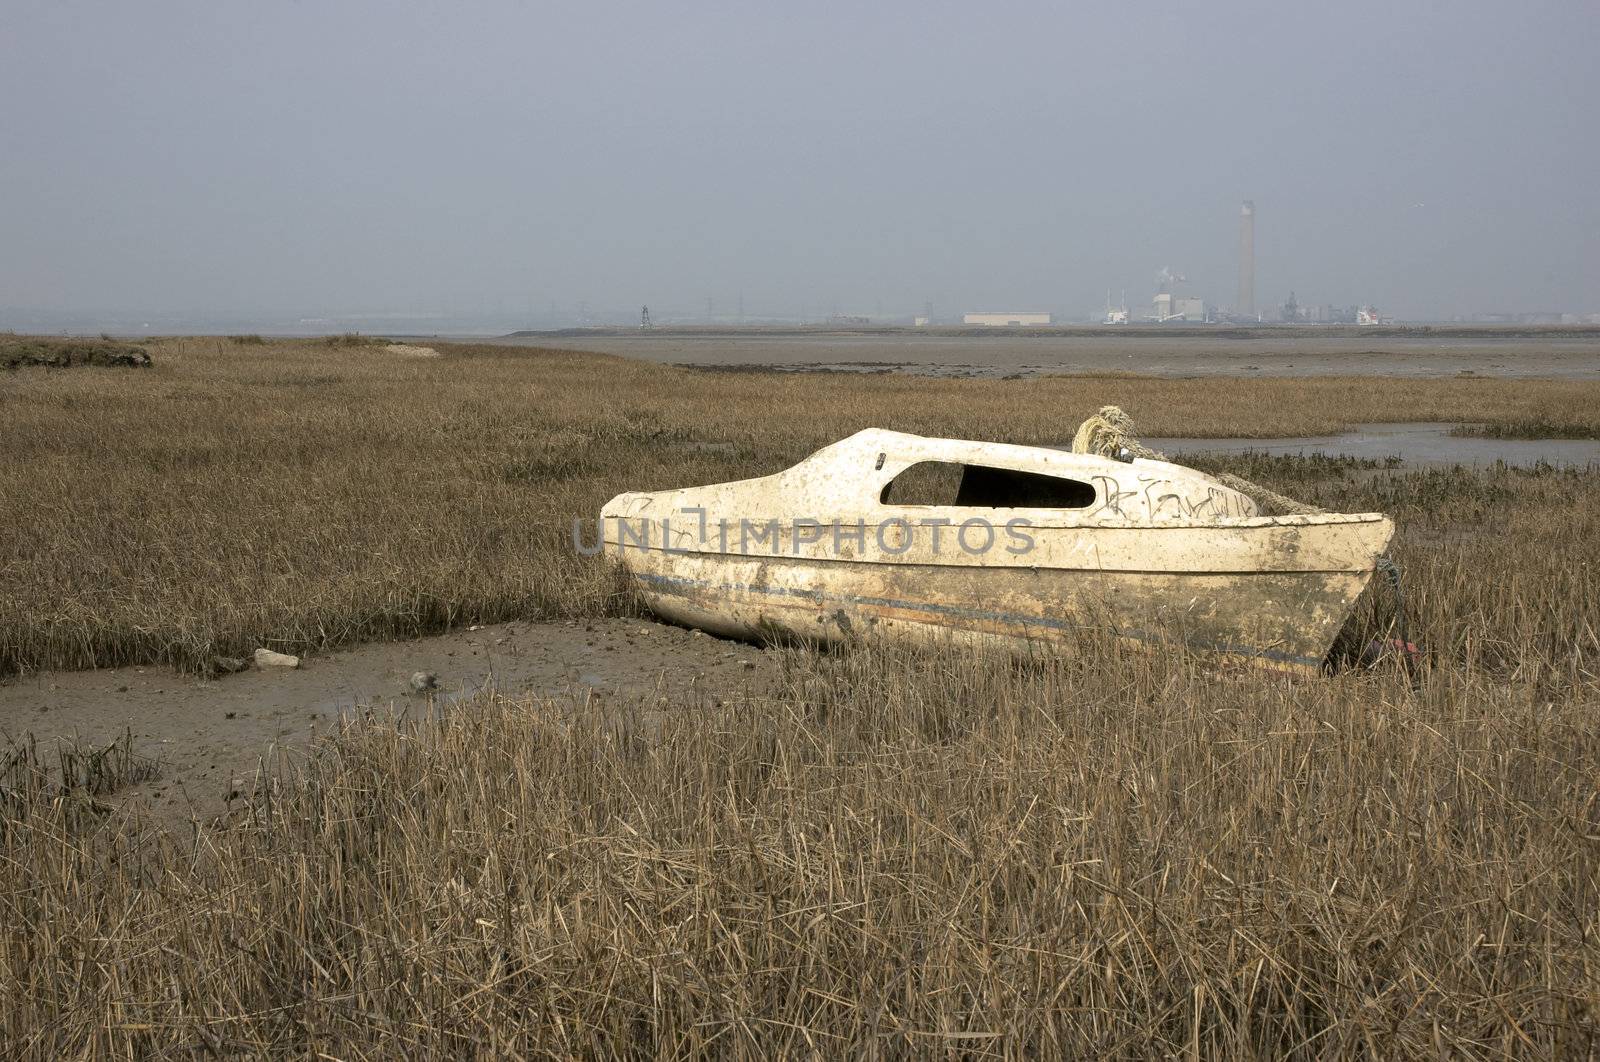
[0, 617, 774, 825]
[480, 326, 1600, 378]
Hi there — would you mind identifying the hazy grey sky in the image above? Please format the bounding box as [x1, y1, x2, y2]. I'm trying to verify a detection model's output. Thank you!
[3, 0, 1596, 322]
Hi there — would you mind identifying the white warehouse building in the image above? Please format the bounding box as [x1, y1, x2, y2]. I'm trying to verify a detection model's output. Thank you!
[963, 312, 1052, 326]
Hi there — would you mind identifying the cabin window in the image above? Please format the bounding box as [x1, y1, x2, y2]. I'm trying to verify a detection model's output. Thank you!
[880, 462, 1095, 508]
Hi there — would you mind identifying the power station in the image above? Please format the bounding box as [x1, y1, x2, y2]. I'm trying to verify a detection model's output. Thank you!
[1104, 199, 1382, 324]
[1238, 200, 1255, 319]
[963, 197, 1390, 325]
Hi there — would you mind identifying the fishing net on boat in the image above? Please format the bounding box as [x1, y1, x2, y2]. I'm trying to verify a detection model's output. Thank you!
[1070, 405, 1326, 517]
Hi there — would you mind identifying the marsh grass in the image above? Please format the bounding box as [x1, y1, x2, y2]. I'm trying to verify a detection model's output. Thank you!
[3, 337, 1599, 1054]
[3, 336, 1600, 678]
[0, 334, 152, 370]
[1453, 418, 1600, 440]
[323, 331, 376, 347]
[1, 729, 159, 836]
[2, 642, 1596, 1056]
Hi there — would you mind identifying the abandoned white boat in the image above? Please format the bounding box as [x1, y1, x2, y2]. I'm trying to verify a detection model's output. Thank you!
[600, 413, 1395, 672]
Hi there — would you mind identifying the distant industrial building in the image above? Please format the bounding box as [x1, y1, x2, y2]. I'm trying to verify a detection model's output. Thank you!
[964, 312, 1051, 326]
[1275, 298, 1382, 325]
[1150, 293, 1207, 322]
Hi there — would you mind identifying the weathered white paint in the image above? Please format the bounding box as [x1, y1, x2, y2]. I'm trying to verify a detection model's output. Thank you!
[602, 429, 1394, 671]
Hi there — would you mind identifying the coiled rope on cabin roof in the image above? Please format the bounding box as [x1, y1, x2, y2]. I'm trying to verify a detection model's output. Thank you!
[1070, 405, 1328, 517]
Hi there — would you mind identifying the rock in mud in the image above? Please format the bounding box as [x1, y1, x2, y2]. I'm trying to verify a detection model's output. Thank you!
[253, 648, 300, 669]
[409, 670, 439, 693]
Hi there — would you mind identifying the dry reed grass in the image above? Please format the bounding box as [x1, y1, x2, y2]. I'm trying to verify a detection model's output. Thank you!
[3, 641, 1597, 1055]
[3, 337, 1600, 1055]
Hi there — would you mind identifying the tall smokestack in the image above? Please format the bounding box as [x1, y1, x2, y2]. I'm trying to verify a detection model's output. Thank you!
[1238, 200, 1255, 318]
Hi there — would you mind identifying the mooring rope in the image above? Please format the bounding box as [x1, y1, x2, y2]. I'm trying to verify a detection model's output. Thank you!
[1070, 405, 1327, 517]
[1071, 405, 1416, 665]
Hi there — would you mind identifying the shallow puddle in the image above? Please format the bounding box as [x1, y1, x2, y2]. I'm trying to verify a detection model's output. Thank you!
[1146, 422, 1600, 468]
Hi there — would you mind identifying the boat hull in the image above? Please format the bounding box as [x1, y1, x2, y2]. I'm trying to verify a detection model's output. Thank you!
[599, 428, 1394, 672]
[608, 526, 1390, 672]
